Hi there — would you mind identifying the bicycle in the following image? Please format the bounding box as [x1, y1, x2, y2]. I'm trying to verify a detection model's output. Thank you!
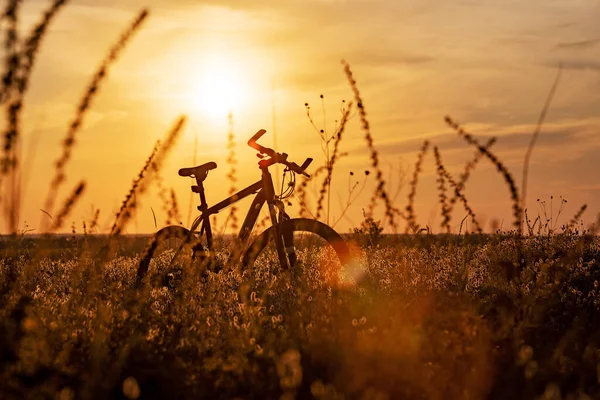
[136, 129, 352, 284]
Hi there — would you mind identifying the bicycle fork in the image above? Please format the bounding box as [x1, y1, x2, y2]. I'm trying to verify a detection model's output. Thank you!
[268, 202, 297, 269]
[262, 168, 295, 269]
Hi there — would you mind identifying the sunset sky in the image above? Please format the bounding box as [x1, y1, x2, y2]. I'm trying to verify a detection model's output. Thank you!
[11, 0, 600, 234]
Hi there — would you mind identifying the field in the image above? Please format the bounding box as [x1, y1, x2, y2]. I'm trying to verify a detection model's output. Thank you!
[1, 2, 600, 399]
[1, 231, 600, 399]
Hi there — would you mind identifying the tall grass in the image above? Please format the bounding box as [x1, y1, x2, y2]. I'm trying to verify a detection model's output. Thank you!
[567, 204, 588, 230]
[168, 188, 181, 225]
[111, 116, 186, 235]
[111, 141, 160, 236]
[434, 148, 482, 233]
[315, 101, 352, 223]
[226, 112, 238, 232]
[405, 140, 430, 233]
[42, 9, 149, 229]
[447, 137, 496, 218]
[1, 0, 23, 234]
[50, 180, 85, 232]
[0, 4, 149, 233]
[445, 116, 522, 232]
[0, 0, 72, 233]
[342, 60, 400, 231]
[521, 65, 562, 229]
[155, 172, 171, 225]
[433, 146, 451, 233]
[0, 0, 21, 103]
[297, 97, 355, 223]
[17, 1, 69, 96]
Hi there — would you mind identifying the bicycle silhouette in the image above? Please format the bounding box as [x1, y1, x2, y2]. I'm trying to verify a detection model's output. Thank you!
[137, 129, 352, 283]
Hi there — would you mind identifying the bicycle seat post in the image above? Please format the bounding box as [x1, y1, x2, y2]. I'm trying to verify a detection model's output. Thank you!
[193, 178, 208, 212]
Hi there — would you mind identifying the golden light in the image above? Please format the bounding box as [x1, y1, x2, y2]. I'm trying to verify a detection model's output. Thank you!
[187, 56, 249, 119]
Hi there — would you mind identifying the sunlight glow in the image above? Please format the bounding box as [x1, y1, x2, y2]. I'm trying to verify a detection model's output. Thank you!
[188, 57, 249, 119]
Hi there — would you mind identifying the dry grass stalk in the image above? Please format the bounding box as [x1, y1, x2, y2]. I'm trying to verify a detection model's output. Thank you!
[447, 137, 496, 215]
[297, 165, 326, 217]
[445, 116, 522, 232]
[186, 133, 198, 226]
[2, 101, 20, 232]
[315, 103, 351, 221]
[450, 183, 481, 233]
[434, 150, 482, 233]
[111, 140, 160, 235]
[433, 146, 451, 233]
[524, 209, 541, 236]
[154, 115, 186, 165]
[3, 1, 69, 226]
[112, 116, 186, 235]
[299, 98, 350, 219]
[140, 115, 186, 194]
[17, 0, 69, 96]
[388, 158, 408, 203]
[226, 112, 238, 231]
[342, 60, 398, 230]
[405, 140, 429, 233]
[44, 9, 149, 219]
[521, 65, 562, 229]
[169, 188, 181, 225]
[330, 170, 369, 227]
[50, 180, 85, 232]
[302, 97, 352, 222]
[154, 172, 171, 224]
[4, 0, 69, 184]
[0, 0, 21, 103]
[0, 0, 23, 232]
[567, 204, 587, 230]
[89, 207, 100, 232]
[589, 212, 600, 235]
[304, 100, 326, 147]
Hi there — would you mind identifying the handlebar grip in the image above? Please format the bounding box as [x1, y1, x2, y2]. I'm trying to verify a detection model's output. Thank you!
[248, 129, 267, 150]
[288, 158, 312, 177]
[300, 158, 313, 171]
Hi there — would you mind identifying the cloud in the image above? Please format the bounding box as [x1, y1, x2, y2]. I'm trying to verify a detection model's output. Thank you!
[571, 183, 600, 192]
[558, 60, 600, 71]
[345, 118, 600, 161]
[343, 51, 435, 68]
[555, 39, 600, 50]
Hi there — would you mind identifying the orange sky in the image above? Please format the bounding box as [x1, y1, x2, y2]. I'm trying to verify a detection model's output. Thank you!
[8, 0, 600, 234]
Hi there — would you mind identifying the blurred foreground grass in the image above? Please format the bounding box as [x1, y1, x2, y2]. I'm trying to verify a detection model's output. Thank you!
[1, 231, 599, 399]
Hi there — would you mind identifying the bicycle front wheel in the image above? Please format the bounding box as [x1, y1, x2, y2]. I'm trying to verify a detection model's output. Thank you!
[137, 226, 198, 284]
[243, 218, 353, 285]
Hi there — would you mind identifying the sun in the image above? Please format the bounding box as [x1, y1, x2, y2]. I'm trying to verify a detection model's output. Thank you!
[188, 57, 249, 118]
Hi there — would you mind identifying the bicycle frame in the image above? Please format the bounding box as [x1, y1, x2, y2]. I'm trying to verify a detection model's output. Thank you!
[187, 165, 286, 251]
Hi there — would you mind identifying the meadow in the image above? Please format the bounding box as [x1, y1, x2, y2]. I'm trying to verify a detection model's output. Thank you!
[1, 230, 600, 399]
[1, 3, 600, 400]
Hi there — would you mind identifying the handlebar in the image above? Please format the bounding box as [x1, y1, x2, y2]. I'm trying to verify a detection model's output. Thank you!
[247, 129, 312, 177]
[247, 129, 275, 157]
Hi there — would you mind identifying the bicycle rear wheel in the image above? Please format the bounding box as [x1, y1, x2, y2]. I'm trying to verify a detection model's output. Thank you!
[137, 226, 198, 284]
[243, 218, 353, 286]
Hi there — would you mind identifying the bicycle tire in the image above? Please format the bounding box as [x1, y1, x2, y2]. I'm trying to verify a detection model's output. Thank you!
[243, 218, 352, 277]
[137, 225, 197, 283]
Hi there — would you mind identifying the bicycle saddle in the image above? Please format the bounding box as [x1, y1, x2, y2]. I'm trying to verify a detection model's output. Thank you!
[178, 162, 217, 179]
